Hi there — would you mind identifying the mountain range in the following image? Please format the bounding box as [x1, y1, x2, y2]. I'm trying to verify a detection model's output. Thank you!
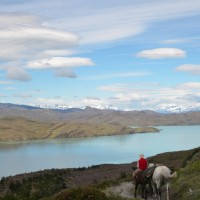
[35, 103, 200, 113]
[156, 103, 200, 113]
[1, 103, 200, 126]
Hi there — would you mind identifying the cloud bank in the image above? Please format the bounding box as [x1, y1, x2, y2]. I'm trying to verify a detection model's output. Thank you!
[0, 13, 94, 81]
[6, 67, 32, 82]
[137, 48, 186, 59]
[0, 14, 79, 60]
[175, 64, 200, 75]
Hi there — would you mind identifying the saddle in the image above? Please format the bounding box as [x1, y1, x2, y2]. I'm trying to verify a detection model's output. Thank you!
[134, 166, 157, 182]
[143, 166, 156, 178]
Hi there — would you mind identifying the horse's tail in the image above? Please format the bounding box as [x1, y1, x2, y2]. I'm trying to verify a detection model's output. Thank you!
[169, 171, 177, 179]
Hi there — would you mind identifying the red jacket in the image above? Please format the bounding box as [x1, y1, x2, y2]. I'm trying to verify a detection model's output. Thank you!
[138, 157, 148, 170]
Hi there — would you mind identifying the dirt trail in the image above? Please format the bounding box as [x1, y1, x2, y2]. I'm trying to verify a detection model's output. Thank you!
[104, 181, 155, 200]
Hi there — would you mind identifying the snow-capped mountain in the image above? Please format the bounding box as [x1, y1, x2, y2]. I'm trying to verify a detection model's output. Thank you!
[36, 104, 72, 110]
[36, 104, 119, 111]
[37, 103, 200, 113]
[156, 104, 200, 113]
[36, 103, 200, 113]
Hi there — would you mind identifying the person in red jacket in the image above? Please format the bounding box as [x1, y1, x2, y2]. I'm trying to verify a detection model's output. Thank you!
[137, 154, 148, 170]
[132, 154, 148, 178]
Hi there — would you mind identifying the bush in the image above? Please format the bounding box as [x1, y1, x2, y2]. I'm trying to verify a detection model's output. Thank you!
[55, 187, 108, 200]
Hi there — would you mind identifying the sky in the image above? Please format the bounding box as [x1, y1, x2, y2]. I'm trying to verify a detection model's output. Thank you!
[0, 0, 200, 111]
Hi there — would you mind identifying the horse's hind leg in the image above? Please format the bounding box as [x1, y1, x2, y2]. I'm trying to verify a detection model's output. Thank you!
[141, 185, 145, 199]
[158, 188, 161, 200]
[166, 184, 170, 200]
[143, 186, 147, 200]
[154, 186, 160, 200]
[134, 183, 138, 198]
[149, 181, 153, 196]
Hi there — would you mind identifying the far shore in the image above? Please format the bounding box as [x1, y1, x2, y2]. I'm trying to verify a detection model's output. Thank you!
[0, 117, 160, 142]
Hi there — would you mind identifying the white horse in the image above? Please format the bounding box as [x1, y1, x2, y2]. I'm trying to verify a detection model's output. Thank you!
[152, 165, 177, 200]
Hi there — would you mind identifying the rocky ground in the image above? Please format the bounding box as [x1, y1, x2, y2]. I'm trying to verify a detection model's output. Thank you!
[105, 182, 135, 199]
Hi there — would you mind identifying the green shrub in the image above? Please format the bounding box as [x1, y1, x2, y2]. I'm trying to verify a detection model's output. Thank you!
[54, 186, 135, 200]
[55, 187, 108, 200]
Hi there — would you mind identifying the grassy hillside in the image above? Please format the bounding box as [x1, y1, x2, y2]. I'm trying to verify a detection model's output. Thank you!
[171, 148, 200, 200]
[0, 147, 199, 200]
[0, 117, 159, 141]
[0, 117, 52, 141]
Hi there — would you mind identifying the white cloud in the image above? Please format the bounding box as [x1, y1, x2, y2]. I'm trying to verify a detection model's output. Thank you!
[0, 81, 12, 85]
[0, 13, 87, 82]
[3, 87, 16, 90]
[46, 0, 200, 44]
[6, 67, 32, 82]
[136, 48, 186, 59]
[27, 57, 94, 69]
[161, 38, 191, 44]
[0, 13, 39, 29]
[35, 97, 65, 105]
[0, 13, 82, 81]
[27, 81, 200, 110]
[13, 94, 32, 99]
[0, 93, 6, 97]
[94, 81, 200, 110]
[0, 0, 199, 83]
[0, 14, 79, 61]
[175, 64, 200, 75]
[55, 69, 77, 78]
[0, 0, 200, 47]
[98, 84, 127, 92]
[86, 97, 101, 101]
[82, 71, 150, 80]
[161, 37, 200, 44]
[115, 92, 147, 102]
[0, 27, 78, 44]
[68, 97, 107, 109]
[178, 82, 200, 89]
[42, 50, 76, 57]
[80, 26, 145, 44]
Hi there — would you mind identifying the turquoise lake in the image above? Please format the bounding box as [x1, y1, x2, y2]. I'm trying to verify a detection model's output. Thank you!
[0, 126, 200, 178]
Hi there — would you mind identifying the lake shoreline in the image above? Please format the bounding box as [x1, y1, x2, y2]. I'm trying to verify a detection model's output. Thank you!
[0, 125, 200, 179]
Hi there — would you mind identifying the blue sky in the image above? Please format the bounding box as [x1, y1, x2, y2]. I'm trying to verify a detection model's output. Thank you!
[0, 0, 200, 110]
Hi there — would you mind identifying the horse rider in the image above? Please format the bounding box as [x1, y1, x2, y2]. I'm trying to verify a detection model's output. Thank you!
[132, 154, 148, 178]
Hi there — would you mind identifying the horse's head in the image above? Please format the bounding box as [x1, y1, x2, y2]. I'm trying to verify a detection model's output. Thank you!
[148, 163, 163, 168]
[148, 163, 155, 167]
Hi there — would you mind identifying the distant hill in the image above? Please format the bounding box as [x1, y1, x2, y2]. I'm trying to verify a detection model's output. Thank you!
[0, 117, 136, 141]
[0, 117, 160, 142]
[0, 103, 200, 126]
